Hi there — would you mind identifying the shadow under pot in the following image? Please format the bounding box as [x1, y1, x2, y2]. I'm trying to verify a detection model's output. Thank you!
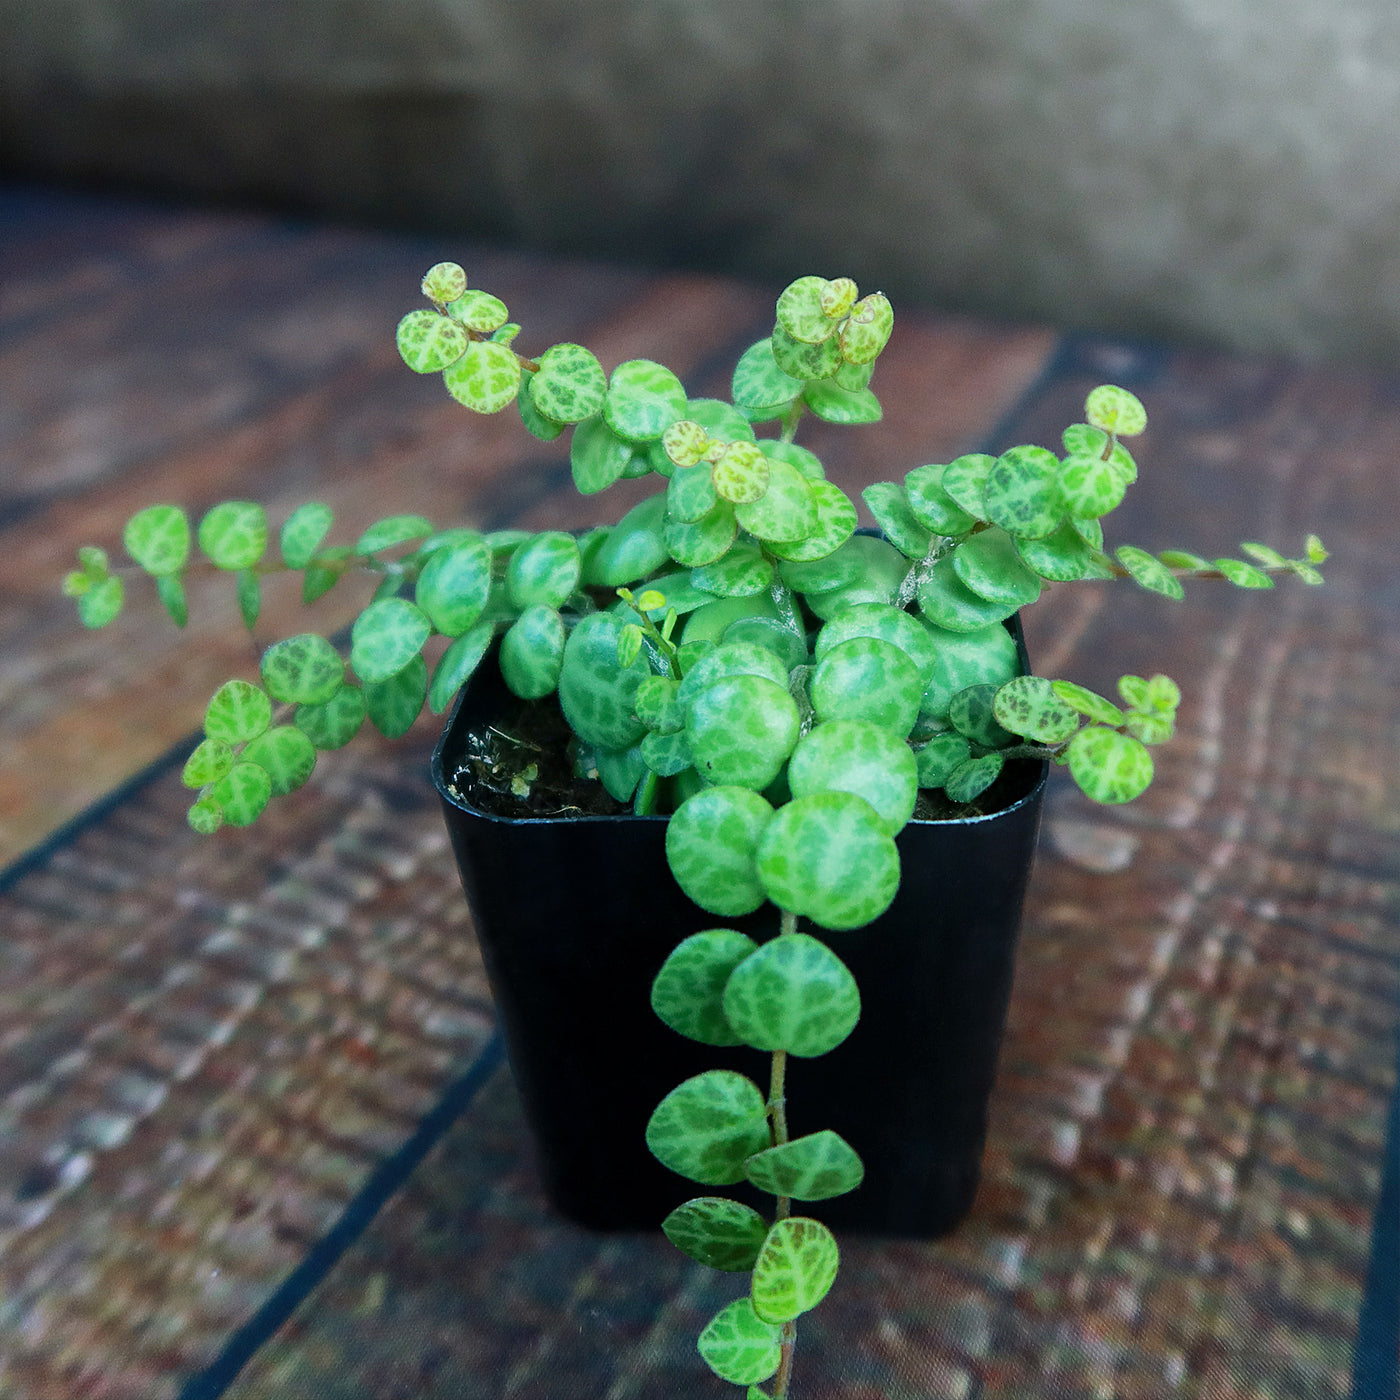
[431, 633, 1046, 1237]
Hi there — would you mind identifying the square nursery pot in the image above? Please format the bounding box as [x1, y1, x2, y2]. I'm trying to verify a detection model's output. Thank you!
[432, 630, 1047, 1238]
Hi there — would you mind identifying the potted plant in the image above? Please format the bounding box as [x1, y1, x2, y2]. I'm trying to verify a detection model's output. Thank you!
[65, 264, 1326, 1398]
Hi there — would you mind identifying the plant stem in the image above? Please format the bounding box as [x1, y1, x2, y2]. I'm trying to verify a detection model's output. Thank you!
[772, 1319, 798, 1399]
[780, 398, 805, 444]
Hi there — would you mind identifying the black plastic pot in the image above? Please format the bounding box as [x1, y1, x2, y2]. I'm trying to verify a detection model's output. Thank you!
[432, 646, 1046, 1237]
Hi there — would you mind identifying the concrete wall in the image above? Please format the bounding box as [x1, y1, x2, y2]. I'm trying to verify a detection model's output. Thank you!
[5, 0, 1400, 360]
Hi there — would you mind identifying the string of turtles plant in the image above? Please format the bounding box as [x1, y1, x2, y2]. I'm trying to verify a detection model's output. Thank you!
[67, 266, 1326, 1397]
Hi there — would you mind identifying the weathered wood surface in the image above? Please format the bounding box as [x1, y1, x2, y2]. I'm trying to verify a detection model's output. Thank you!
[0, 188, 1396, 1400]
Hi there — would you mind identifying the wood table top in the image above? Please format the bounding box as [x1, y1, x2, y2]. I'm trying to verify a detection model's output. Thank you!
[0, 185, 1396, 1400]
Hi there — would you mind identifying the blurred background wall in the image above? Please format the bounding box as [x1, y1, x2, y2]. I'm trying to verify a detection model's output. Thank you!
[4, 0, 1400, 361]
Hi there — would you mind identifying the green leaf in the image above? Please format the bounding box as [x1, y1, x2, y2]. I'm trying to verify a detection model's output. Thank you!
[1214, 557, 1274, 588]
[1067, 725, 1154, 803]
[590, 491, 671, 585]
[1117, 674, 1150, 710]
[810, 637, 923, 735]
[1116, 545, 1185, 599]
[1016, 521, 1113, 582]
[914, 733, 972, 787]
[396, 309, 468, 372]
[662, 1196, 770, 1272]
[518, 373, 566, 441]
[603, 359, 688, 443]
[301, 545, 350, 604]
[123, 504, 190, 575]
[697, 1298, 782, 1387]
[803, 379, 882, 425]
[760, 438, 824, 480]
[500, 604, 566, 699]
[236, 569, 261, 630]
[939, 453, 994, 518]
[1145, 673, 1181, 710]
[210, 762, 273, 827]
[1305, 533, 1328, 564]
[776, 275, 840, 344]
[428, 621, 496, 714]
[661, 419, 710, 470]
[364, 654, 428, 738]
[744, 1129, 864, 1200]
[815, 601, 938, 685]
[356, 514, 434, 555]
[204, 679, 272, 745]
[651, 930, 760, 1047]
[665, 499, 739, 568]
[692, 540, 775, 597]
[757, 790, 900, 930]
[419, 261, 467, 304]
[241, 725, 317, 797]
[677, 642, 789, 708]
[570, 414, 636, 494]
[820, 276, 858, 319]
[530, 342, 607, 423]
[993, 675, 1080, 743]
[770, 322, 843, 380]
[731, 340, 803, 415]
[187, 797, 224, 835]
[1085, 384, 1147, 436]
[295, 684, 367, 748]
[665, 785, 775, 917]
[1058, 451, 1128, 519]
[280, 503, 334, 569]
[416, 535, 492, 636]
[713, 441, 772, 505]
[446, 288, 509, 333]
[1157, 548, 1211, 571]
[904, 463, 976, 536]
[952, 527, 1043, 608]
[198, 502, 268, 570]
[1287, 560, 1325, 585]
[507, 532, 581, 610]
[944, 752, 1005, 802]
[722, 933, 860, 1057]
[646, 1070, 772, 1186]
[751, 1217, 840, 1323]
[787, 718, 918, 835]
[984, 445, 1064, 539]
[948, 682, 1014, 748]
[181, 738, 234, 788]
[557, 611, 649, 751]
[1050, 680, 1125, 727]
[686, 674, 800, 790]
[443, 339, 522, 414]
[668, 460, 719, 523]
[155, 573, 188, 627]
[862, 482, 932, 559]
[838, 292, 894, 365]
[917, 621, 1021, 725]
[1125, 711, 1175, 745]
[351, 598, 431, 683]
[916, 556, 1018, 633]
[764, 479, 859, 563]
[77, 574, 124, 628]
[260, 633, 345, 705]
[1240, 541, 1287, 568]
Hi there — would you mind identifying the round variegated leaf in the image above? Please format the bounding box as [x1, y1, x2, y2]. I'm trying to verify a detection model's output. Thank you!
[357, 515, 434, 555]
[364, 654, 428, 738]
[641, 726, 692, 777]
[984, 445, 1064, 539]
[557, 611, 649, 751]
[1085, 384, 1147, 436]
[76, 574, 123, 628]
[916, 557, 1019, 633]
[802, 535, 911, 621]
[914, 733, 972, 787]
[762, 438, 824, 480]
[570, 415, 635, 494]
[443, 338, 521, 413]
[1215, 557, 1274, 588]
[427, 621, 495, 715]
[645, 1071, 771, 1186]
[744, 1129, 864, 1200]
[666, 785, 775, 917]
[677, 642, 788, 709]
[590, 492, 669, 586]
[529, 342, 606, 423]
[507, 531, 581, 610]
[665, 500, 738, 567]
[123, 504, 190, 576]
[198, 501, 267, 570]
[260, 633, 344, 705]
[446, 288, 509, 333]
[713, 440, 771, 504]
[296, 683, 367, 748]
[810, 636, 922, 735]
[952, 528, 1043, 607]
[280, 502, 334, 569]
[663, 1196, 770, 1272]
[815, 603, 937, 686]
[603, 359, 688, 442]
[420, 261, 467, 304]
[210, 762, 272, 827]
[1059, 451, 1128, 519]
[776, 533, 866, 592]
[416, 535, 492, 636]
[1050, 680, 1125, 727]
[939, 454, 994, 518]
[241, 725, 317, 797]
[1116, 545, 1185, 600]
[668, 461, 719, 523]
[351, 598, 431, 683]
[1016, 521, 1113, 582]
[722, 932, 860, 1057]
[776, 275, 839, 344]
[519, 376, 567, 440]
[1067, 725, 1154, 803]
[1126, 711, 1175, 745]
[917, 621, 1021, 725]
[861, 482, 932, 559]
[731, 339, 803, 414]
[765, 479, 858, 563]
[396, 309, 468, 372]
[500, 604, 566, 699]
[787, 719, 918, 835]
[944, 752, 1005, 803]
[651, 929, 759, 1046]
[686, 397, 756, 442]
[771, 323, 842, 380]
[662, 418, 710, 469]
[186, 797, 223, 835]
[751, 1217, 840, 1323]
[757, 790, 899, 930]
[820, 276, 858, 318]
[948, 683, 1015, 748]
[838, 292, 893, 364]
[733, 459, 816, 541]
[904, 463, 977, 536]
[204, 678, 272, 745]
[993, 675, 1080, 743]
[803, 379, 882, 425]
[685, 674, 799, 790]
[697, 1299, 782, 1387]
[181, 738, 234, 789]
[691, 540, 775, 597]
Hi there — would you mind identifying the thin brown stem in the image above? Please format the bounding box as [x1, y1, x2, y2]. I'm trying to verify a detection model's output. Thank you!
[772, 1319, 798, 1399]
